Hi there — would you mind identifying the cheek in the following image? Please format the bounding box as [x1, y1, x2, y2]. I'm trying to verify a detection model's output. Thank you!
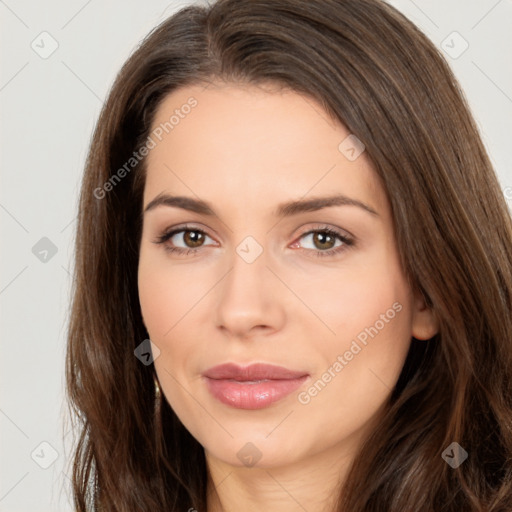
[306, 245, 413, 384]
[137, 250, 205, 339]
[296, 284, 412, 447]
[294, 254, 409, 343]
[319, 285, 412, 413]
[138, 262, 172, 339]
[138, 255, 199, 405]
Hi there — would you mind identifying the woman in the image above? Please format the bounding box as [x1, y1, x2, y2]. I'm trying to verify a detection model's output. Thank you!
[65, 0, 512, 510]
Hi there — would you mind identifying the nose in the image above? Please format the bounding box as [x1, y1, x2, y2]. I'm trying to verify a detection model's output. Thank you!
[214, 246, 286, 340]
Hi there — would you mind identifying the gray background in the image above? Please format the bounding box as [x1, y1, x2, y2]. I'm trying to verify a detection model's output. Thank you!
[1, 0, 511, 510]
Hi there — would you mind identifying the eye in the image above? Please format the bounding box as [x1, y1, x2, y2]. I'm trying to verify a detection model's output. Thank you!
[292, 226, 354, 258]
[153, 225, 215, 255]
[153, 224, 354, 258]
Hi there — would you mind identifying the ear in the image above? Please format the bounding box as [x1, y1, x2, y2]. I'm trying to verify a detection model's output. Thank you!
[411, 289, 438, 340]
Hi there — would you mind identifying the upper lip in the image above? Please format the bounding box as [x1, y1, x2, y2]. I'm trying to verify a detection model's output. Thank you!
[203, 363, 308, 381]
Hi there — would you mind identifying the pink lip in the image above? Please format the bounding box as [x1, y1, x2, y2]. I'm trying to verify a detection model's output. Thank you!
[202, 363, 309, 410]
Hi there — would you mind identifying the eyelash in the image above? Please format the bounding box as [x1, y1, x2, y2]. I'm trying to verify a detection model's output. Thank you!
[153, 224, 354, 258]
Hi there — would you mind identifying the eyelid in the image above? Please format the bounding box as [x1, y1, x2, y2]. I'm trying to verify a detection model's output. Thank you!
[294, 223, 354, 241]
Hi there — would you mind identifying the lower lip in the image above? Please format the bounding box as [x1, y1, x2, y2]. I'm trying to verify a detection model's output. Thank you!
[204, 376, 308, 410]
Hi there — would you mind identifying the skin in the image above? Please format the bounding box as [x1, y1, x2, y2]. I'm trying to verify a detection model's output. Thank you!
[137, 82, 438, 512]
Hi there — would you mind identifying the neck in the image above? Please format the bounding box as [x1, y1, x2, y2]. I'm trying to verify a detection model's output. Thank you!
[205, 440, 358, 512]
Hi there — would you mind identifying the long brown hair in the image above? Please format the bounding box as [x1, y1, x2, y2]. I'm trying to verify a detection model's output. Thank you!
[65, 0, 512, 510]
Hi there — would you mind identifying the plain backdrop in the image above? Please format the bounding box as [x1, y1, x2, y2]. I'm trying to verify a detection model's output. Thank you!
[1, 0, 511, 510]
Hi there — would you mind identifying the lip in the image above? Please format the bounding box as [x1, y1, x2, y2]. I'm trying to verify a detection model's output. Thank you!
[202, 363, 309, 410]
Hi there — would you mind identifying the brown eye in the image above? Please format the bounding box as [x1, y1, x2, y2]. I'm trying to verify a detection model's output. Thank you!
[154, 226, 215, 256]
[311, 231, 337, 250]
[181, 230, 205, 248]
[294, 227, 354, 258]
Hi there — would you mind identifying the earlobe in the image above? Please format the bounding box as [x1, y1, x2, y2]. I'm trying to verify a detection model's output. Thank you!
[411, 290, 439, 341]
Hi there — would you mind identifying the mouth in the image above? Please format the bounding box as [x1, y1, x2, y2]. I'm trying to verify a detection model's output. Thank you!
[202, 362, 309, 410]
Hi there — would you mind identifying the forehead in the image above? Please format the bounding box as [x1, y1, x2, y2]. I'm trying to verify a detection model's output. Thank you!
[143, 83, 386, 217]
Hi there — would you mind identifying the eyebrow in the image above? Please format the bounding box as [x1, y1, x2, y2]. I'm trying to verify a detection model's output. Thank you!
[143, 193, 379, 217]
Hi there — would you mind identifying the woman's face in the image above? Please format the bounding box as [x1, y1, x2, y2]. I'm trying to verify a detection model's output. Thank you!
[138, 83, 437, 470]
